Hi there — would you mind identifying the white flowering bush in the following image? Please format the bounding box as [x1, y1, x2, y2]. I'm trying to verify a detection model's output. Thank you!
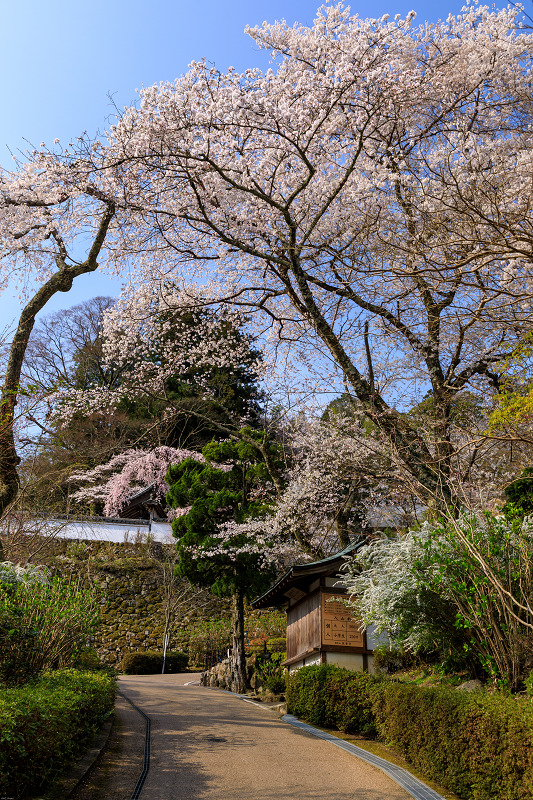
[343, 525, 464, 660]
[0, 561, 49, 589]
[345, 515, 533, 688]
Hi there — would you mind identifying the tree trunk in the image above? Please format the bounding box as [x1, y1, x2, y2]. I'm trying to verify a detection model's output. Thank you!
[0, 200, 115, 535]
[230, 588, 247, 693]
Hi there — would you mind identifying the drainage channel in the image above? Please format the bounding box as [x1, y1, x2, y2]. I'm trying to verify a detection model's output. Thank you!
[118, 690, 151, 800]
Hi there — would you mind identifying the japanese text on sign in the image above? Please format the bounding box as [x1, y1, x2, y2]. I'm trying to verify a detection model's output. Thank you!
[321, 592, 364, 647]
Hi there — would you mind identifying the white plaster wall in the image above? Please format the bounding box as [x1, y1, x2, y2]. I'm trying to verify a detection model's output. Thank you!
[325, 652, 365, 671]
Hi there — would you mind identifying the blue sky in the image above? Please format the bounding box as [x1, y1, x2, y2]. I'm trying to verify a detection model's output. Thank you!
[0, 0, 484, 323]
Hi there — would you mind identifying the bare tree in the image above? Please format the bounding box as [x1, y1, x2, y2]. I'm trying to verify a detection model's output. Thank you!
[21, 296, 116, 393]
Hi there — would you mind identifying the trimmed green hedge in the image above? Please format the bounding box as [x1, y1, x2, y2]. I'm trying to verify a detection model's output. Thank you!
[286, 665, 533, 800]
[0, 669, 116, 799]
[121, 649, 188, 674]
[287, 663, 380, 733]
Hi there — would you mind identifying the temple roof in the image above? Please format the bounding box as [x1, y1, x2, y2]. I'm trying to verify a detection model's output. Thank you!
[252, 539, 368, 609]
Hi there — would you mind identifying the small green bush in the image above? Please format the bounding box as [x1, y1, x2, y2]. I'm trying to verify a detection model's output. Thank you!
[0, 668, 116, 799]
[266, 636, 287, 653]
[121, 650, 188, 674]
[72, 648, 117, 680]
[373, 645, 417, 674]
[286, 664, 380, 732]
[287, 665, 533, 800]
[264, 672, 286, 694]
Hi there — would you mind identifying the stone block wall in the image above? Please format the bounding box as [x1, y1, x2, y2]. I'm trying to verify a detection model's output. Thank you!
[85, 564, 168, 665]
[17, 538, 229, 667]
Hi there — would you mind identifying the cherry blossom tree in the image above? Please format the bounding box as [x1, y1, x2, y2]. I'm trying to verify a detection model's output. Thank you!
[100, 3, 533, 515]
[0, 149, 120, 538]
[69, 446, 202, 518]
[256, 413, 389, 557]
[55, 281, 284, 488]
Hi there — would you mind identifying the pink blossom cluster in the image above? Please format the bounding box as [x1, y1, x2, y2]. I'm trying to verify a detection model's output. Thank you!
[69, 446, 203, 517]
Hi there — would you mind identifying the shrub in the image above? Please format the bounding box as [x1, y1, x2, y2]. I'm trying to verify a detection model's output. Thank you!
[247, 637, 267, 655]
[373, 681, 533, 800]
[344, 517, 533, 690]
[266, 636, 286, 653]
[0, 607, 41, 685]
[73, 646, 106, 671]
[287, 665, 533, 800]
[0, 668, 116, 799]
[121, 650, 188, 674]
[255, 651, 286, 695]
[373, 646, 417, 675]
[286, 664, 380, 733]
[264, 672, 286, 694]
[0, 568, 98, 685]
[181, 617, 232, 666]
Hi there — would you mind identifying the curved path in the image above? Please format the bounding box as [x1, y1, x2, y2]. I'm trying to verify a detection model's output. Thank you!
[112, 673, 411, 800]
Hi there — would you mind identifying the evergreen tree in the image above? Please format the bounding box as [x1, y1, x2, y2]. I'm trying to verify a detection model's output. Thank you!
[166, 432, 280, 692]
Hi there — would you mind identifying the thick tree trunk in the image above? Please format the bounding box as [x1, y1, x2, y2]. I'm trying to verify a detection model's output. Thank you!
[230, 588, 247, 694]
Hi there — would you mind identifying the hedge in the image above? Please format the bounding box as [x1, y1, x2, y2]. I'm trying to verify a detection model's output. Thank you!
[0, 669, 116, 799]
[286, 665, 533, 800]
[121, 649, 188, 674]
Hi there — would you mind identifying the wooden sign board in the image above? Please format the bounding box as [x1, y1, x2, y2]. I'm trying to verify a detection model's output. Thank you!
[284, 586, 307, 602]
[321, 592, 364, 647]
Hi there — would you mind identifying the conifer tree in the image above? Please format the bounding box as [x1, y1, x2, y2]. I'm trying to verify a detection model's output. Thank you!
[166, 432, 280, 692]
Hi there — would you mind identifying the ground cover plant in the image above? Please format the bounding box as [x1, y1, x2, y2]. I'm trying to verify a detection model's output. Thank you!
[287, 664, 533, 800]
[0, 668, 116, 799]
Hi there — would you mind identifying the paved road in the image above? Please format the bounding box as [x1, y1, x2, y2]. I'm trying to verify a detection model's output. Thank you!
[113, 673, 411, 800]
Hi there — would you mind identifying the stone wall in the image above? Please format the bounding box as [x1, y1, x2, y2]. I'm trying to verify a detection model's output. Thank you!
[84, 562, 170, 665]
[17, 537, 230, 667]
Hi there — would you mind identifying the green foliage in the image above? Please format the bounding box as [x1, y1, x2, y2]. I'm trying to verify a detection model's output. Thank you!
[180, 617, 232, 667]
[246, 608, 286, 640]
[255, 651, 286, 694]
[167, 431, 279, 600]
[0, 571, 99, 685]
[373, 646, 418, 675]
[0, 669, 116, 799]
[265, 636, 286, 653]
[287, 665, 533, 800]
[503, 467, 533, 518]
[0, 608, 40, 685]
[264, 673, 286, 695]
[121, 650, 188, 674]
[372, 682, 533, 800]
[423, 515, 533, 690]
[347, 517, 533, 689]
[73, 646, 107, 672]
[286, 664, 380, 733]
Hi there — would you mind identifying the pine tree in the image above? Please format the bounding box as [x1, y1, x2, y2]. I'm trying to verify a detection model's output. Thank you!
[166, 432, 280, 692]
